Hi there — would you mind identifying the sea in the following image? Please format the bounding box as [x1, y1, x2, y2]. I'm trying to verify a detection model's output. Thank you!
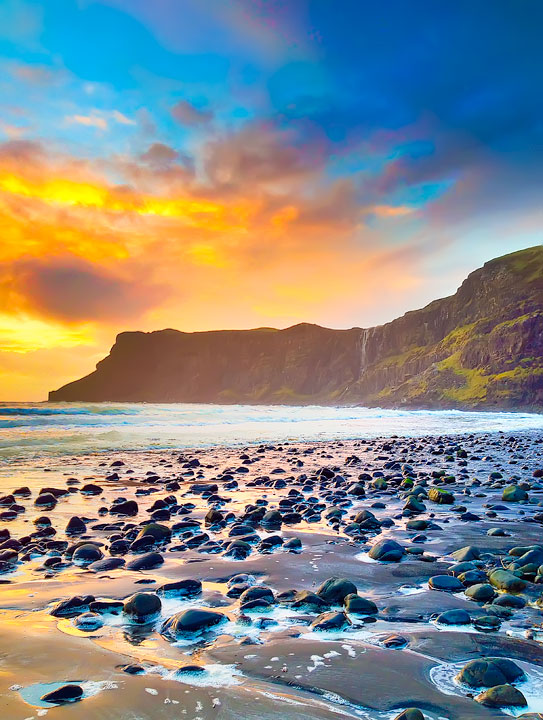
[1, 402, 543, 460]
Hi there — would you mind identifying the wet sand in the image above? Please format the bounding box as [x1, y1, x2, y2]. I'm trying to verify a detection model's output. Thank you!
[0, 432, 542, 719]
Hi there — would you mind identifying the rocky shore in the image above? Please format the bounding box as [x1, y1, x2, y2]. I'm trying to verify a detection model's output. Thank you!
[1, 431, 543, 718]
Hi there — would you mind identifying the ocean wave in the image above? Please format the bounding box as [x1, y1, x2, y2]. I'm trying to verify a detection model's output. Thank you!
[0, 402, 542, 460]
[0, 405, 137, 417]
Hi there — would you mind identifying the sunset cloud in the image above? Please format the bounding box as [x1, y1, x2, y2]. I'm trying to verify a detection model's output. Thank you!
[0, 256, 165, 323]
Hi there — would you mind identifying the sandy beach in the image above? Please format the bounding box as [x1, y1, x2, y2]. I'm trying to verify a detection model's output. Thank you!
[1, 430, 543, 719]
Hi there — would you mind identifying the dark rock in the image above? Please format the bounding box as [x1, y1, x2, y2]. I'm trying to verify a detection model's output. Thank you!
[41, 685, 83, 704]
[369, 539, 405, 562]
[126, 552, 164, 571]
[316, 577, 357, 604]
[162, 608, 225, 636]
[156, 579, 202, 598]
[429, 575, 464, 592]
[476, 684, 527, 708]
[457, 658, 525, 688]
[123, 592, 162, 623]
[311, 611, 350, 631]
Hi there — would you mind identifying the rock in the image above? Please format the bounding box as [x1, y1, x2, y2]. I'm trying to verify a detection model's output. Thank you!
[404, 496, 426, 513]
[473, 615, 502, 631]
[50, 595, 95, 618]
[489, 569, 528, 594]
[311, 611, 350, 631]
[406, 519, 430, 530]
[123, 592, 162, 623]
[34, 493, 57, 509]
[88, 557, 125, 572]
[162, 608, 225, 636]
[41, 685, 83, 704]
[72, 543, 103, 566]
[126, 552, 164, 571]
[65, 516, 86, 535]
[239, 585, 275, 605]
[205, 508, 224, 525]
[316, 577, 357, 604]
[343, 593, 378, 615]
[369, 539, 405, 562]
[382, 634, 407, 648]
[110, 500, 138, 516]
[136, 523, 171, 543]
[120, 664, 145, 675]
[436, 609, 471, 625]
[493, 594, 526, 608]
[457, 658, 525, 688]
[428, 488, 454, 504]
[488, 528, 508, 536]
[394, 711, 425, 720]
[73, 612, 103, 631]
[261, 510, 282, 528]
[224, 540, 252, 559]
[465, 583, 496, 602]
[291, 590, 329, 611]
[476, 684, 527, 708]
[109, 539, 130, 555]
[175, 665, 205, 675]
[451, 546, 480, 562]
[156, 579, 202, 598]
[89, 600, 124, 614]
[347, 482, 366, 496]
[428, 575, 464, 592]
[502, 485, 528, 502]
[81, 483, 103, 495]
[284, 537, 302, 552]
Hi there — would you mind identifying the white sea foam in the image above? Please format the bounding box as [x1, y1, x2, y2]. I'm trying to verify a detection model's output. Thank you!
[2, 401, 543, 459]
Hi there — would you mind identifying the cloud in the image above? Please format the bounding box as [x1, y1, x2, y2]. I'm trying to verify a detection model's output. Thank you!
[171, 100, 214, 126]
[0, 256, 165, 323]
[11, 63, 65, 86]
[140, 142, 180, 168]
[66, 113, 108, 130]
[203, 120, 328, 191]
[0, 139, 45, 165]
[111, 110, 135, 125]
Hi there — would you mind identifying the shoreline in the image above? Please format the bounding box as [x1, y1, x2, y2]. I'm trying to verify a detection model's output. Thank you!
[2, 426, 543, 465]
[2, 403, 543, 464]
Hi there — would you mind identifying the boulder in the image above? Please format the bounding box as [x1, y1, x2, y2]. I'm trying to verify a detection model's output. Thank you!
[316, 577, 357, 604]
[41, 685, 83, 704]
[123, 592, 162, 623]
[502, 485, 528, 503]
[162, 608, 225, 636]
[476, 684, 527, 708]
[369, 539, 405, 562]
[311, 611, 350, 631]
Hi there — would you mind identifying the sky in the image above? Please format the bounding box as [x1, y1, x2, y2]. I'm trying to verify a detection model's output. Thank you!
[0, 0, 542, 400]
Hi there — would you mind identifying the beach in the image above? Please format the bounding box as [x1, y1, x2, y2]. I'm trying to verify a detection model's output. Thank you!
[1, 408, 543, 718]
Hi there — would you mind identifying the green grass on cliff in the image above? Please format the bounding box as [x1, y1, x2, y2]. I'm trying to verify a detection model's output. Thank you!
[437, 352, 488, 402]
[489, 244, 543, 283]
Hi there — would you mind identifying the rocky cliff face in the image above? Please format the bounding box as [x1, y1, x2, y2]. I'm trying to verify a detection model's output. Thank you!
[49, 245, 543, 410]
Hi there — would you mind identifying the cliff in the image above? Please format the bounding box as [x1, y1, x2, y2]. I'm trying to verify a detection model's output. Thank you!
[49, 245, 543, 410]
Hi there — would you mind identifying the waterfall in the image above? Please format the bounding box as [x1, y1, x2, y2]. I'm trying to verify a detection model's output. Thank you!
[358, 327, 371, 380]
